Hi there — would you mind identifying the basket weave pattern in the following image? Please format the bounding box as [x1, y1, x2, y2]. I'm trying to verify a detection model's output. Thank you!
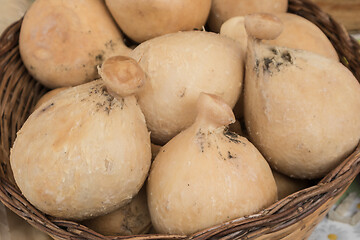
[1, 0, 360, 239]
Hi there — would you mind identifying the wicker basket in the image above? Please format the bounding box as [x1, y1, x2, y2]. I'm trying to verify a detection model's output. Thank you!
[1, 0, 360, 239]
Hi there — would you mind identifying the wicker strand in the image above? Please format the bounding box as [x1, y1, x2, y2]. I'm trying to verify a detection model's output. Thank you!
[288, 0, 360, 81]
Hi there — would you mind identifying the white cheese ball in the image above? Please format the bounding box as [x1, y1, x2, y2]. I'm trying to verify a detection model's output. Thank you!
[147, 93, 277, 234]
[81, 187, 151, 236]
[243, 14, 360, 179]
[220, 13, 338, 61]
[105, 0, 211, 43]
[209, 0, 288, 32]
[10, 80, 151, 220]
[130, 31, 244, 144]
[19, 0, 130, 88]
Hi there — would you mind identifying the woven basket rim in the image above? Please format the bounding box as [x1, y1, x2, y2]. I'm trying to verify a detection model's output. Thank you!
[1, 0, 360, 239]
